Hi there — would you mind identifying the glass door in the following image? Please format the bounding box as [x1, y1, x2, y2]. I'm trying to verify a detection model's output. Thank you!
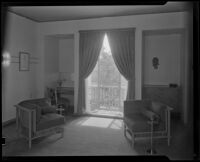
[86, 34, 127, 117]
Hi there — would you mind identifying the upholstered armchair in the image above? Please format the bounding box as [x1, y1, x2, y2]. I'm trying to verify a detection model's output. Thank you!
[15, 98, 65, 148]
[123, 100, 173, 148]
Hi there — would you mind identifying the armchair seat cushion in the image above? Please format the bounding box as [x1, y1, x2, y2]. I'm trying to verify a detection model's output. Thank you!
[41, 106, 57, 115]
[124, 113, 151, 132]
[124, 113, 165, 133]
[37, 113, 65, 131]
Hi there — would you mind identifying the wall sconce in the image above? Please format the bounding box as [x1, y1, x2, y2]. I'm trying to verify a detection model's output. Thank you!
[2, 52, 11, 67]
[152, 57, 159, 69]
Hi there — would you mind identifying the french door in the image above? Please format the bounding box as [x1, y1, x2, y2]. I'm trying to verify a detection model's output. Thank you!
[86, 34, 127, 117]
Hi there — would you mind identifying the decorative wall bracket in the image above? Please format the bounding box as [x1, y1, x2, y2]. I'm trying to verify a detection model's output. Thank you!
[152, 57, 159, 69]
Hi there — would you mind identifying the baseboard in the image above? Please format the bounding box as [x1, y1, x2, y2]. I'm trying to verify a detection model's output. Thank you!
[2, 118, 16, 127]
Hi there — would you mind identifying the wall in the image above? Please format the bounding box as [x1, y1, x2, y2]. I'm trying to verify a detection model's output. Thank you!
[2, 12, 38, 122]
[142, 29, 185, 118]
[59, 38, 74, 73]
[36, 12, 191, 119]
[143, 33, 181, 86]
[44, 36, 75, 88]
[59, 37, 74, 87]
[44, 36, 59, 88]
[43, 36, 75, 105]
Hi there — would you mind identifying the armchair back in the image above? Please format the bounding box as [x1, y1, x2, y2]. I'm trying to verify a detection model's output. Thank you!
[18, 98, 49, 124]
[124, 100, 167, 122]
[124, 99, 151, 116]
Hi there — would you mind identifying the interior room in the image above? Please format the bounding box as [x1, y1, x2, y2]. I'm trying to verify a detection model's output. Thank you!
[2, 2, 196, 159]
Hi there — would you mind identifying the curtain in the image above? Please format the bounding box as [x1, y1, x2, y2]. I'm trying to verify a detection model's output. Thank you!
[77, 31, 104, 114]
[107, 29, 135, 100]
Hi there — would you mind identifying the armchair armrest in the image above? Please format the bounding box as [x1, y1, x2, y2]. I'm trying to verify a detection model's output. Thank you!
[166, 106, 173, 111]
[15, 104, 37, 133]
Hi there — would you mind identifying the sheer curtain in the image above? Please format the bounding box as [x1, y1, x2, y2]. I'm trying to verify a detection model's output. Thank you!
[77, 31, 104, 114]
[107, 29, 135, 100]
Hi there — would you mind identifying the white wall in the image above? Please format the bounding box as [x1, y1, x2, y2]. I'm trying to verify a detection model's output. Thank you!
[59, 38, 74, 87]
[59, 38, 74, 73]
[36, 11, 190, 115]
[143, 33, 181, 86]
[44, 36, 59, 88]
[44, 36, 75, 88]
[2, 12, 38, 122]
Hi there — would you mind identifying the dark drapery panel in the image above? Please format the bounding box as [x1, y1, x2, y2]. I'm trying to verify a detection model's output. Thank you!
[107, 29, 135, 100]
[77, 31, 104, 114]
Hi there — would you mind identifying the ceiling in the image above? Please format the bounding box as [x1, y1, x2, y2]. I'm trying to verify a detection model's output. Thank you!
[8, 2, 192, 22]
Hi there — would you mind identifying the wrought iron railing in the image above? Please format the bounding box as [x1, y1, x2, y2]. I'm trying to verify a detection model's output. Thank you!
[88, 84, 127, 112]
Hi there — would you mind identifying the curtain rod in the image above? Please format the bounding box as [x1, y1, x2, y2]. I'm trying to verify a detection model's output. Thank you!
[79, 28, 135, 33]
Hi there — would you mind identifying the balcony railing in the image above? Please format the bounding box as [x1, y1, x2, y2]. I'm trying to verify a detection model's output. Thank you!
[88, 84, 127, 113]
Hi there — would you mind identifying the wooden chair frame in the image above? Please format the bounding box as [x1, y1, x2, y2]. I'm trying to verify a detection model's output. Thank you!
[124, 105, 173, 148]
[15, 104, 64, 149]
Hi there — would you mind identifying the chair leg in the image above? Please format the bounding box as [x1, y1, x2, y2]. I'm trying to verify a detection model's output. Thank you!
[58, 127, 64, 138]
[16, 126, 20, 138]
[124, 124, 127, 137]
[28, 111, 32, 149]
[167, 110, 171, 146]
[29, 138, 32, 149]
[61, 129, 64, 138]
[131, 133, 135, 148]
[167, 136, 170, 146]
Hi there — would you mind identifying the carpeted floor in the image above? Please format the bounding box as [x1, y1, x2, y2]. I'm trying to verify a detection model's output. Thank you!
[2, 115, 193, 159]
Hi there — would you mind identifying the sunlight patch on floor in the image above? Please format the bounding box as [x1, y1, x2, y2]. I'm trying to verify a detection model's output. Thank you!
[89, 109, 123, 117]
[110, 119, 123, 129]
[79, 117, 122, 129]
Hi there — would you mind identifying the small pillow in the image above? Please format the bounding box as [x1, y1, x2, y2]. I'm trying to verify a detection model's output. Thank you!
[142, 110, 161, 123]
[45, 98, 52, 106]
[41, 106, 57, 115]
[151, 102, 166, 122]
[151, 102, 164, 112]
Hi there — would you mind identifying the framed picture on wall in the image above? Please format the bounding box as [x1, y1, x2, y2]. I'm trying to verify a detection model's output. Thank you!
[19, 52, 30, 71]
